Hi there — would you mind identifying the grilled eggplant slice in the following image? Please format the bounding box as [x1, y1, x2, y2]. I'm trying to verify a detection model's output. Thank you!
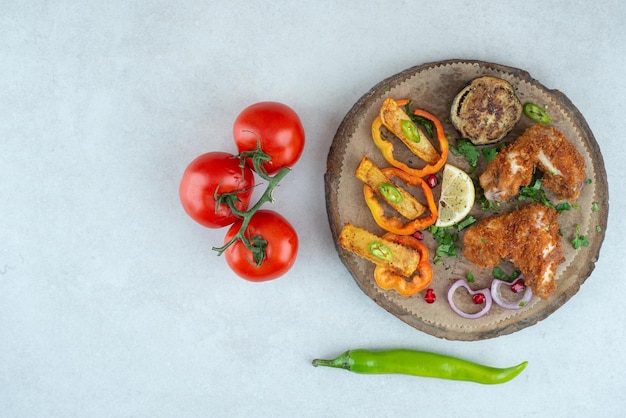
[450, 76, 522, 145]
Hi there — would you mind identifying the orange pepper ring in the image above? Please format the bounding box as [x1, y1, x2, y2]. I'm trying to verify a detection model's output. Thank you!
[362, 168, 437, 235]
[373, 233, 432, 296]
[371, 108, 449, 178]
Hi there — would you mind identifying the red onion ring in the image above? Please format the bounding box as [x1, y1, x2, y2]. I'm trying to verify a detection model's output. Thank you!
[490, 278, 533, 310]
[447, 279, 492, 319]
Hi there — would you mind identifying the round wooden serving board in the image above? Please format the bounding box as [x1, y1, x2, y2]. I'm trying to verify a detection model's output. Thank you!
[325, 60, 608, 340]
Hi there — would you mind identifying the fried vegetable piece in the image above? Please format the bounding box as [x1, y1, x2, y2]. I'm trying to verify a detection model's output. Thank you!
[380, 98, 440, 164]
[374, 232, 432, 296]
[338, 224, 420, 278]
[362, 166, 438, 235]
[355, 157, 426, 220]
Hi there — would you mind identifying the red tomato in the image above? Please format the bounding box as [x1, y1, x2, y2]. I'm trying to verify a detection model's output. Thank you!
[233, 102, 305, 175]
[223, 210, 298, 281]
[179, 152, 254, 228]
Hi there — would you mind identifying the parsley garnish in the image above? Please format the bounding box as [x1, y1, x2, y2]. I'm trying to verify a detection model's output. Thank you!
[571, 224, 589, 249]
[492, 266, 521, 283]
[450, 139, 480, 172]
[427, 225, 459, 263]
[555, 202, 572, 213]
[426, 216, 476, 264]
[481, 147, 498, 162]
[518, 175, 554, 208]
[456, 215, 477, 230]
[478, 192, 501, 212]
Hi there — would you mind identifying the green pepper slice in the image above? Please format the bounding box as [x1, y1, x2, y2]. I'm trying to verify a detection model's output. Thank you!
[401, 119, 421, 143]
[378, 182, 403, 204]
[523, 102, 551, 124]
[368, 242, 393, 261]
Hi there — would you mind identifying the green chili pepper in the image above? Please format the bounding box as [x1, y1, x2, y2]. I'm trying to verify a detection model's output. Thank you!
[367, 242, 393, 261]
[312, 349, 528, 385]
[523, 102, 551, 124]
[401, 119, 421, 143]
[378, 182, 403, 204]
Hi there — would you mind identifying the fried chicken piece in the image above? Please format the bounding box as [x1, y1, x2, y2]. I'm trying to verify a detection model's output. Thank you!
[463, 203, 565, 299]
[480, 124, 586, 202]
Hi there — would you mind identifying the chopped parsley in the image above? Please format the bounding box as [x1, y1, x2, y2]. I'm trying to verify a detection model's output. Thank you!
[492, 266, 521, 283]
[481, 147, 499, 162]
[555, 202, 572, 214]
[426, 216, 476, 264]
[478, 191, 501, 212]
[450, 139, 480, 172]
[426, 225, 459, 264]
[571, 224, 589, 249]
[518, 175, 554, 208]
[456, 215, 477, 230]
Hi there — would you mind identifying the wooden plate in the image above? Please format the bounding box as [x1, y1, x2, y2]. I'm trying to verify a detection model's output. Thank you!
[325, 60, 608, 340]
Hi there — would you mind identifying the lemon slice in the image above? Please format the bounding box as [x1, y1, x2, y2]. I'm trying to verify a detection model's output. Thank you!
[435, 164, 475, 227]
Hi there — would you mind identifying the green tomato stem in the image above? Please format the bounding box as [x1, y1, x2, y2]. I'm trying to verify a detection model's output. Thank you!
[211, 145, 291, 265]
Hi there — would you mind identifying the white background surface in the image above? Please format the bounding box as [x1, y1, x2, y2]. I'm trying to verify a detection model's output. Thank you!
[2, 1, 625, 417]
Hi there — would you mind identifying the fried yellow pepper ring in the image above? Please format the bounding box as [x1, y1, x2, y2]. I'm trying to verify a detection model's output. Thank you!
[362, 166, 437, 235]
[374, 233, 432, 296]
[371, 107, 449, 178]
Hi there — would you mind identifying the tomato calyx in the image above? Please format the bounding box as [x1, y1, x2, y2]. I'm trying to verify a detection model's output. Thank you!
[212, 141, 292, 266]
[236, 133, 273, 177]
[241, 233, 268, 266]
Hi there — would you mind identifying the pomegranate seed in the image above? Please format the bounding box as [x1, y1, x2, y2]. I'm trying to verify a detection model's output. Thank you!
[426, 174, 438, 188]
[472, 294, 486, 304]
[413, 230, 424, 240]
[424, 288, 436, 304]
[510, 279, 525, 293]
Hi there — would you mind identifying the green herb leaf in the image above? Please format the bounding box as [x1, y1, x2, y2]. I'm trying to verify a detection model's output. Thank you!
[456, 215, 477, 230]
[450, 139, 480, 172]
[518, 173, 554, 209]
[555, 202, 572, 213]
[478, 192, 501, 212]
[492, 266, 521, 283]
[571, 224, 590, 249]
[481, 147, 498, 162]
[592, 202, 600, 212]
[427, 225, 459, 263]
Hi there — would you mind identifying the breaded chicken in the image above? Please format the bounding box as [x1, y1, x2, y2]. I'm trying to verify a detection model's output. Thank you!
[463, 203, 565, 299]
[480, 124, 586, 202]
